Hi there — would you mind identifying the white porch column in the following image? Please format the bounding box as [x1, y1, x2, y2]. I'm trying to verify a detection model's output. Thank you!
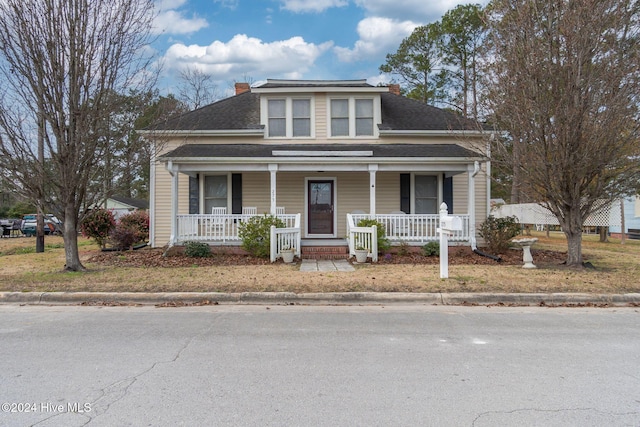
[269, 163, 278, 214]
[468, 161, 480, 249]
[166, 161, 178, 246]
[369, 164, 378, 216]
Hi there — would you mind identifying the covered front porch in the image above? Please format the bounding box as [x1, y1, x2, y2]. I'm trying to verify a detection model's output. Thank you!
[173, 211, 472, 246]
[154, 144, 486, 250]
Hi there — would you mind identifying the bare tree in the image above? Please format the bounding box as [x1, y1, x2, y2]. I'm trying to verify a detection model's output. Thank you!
[0, 0, 157, 271]
[486, 0, 640, 266]
[178, 67, 219, 109]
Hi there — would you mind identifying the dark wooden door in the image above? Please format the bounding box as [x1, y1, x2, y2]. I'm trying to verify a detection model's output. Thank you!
[308, 180, 334, 235]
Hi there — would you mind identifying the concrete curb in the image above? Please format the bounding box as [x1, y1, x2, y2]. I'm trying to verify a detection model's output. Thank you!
[1, 292, 639, 306]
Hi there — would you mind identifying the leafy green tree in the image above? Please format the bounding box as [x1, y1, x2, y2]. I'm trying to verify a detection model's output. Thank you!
[439, 4, 487, 120]
[380, 23, 447, 104]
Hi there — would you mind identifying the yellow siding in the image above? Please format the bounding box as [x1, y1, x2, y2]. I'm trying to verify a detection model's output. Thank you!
[314, 95, 327, 139]
[242, 173, 271, 214]
[452, 174, 468, 215]
[375, 172, 401, 214]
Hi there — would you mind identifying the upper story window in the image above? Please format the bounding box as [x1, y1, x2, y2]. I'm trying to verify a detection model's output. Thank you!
[266, 97, 312, 138]
[329, 97, 376, 138]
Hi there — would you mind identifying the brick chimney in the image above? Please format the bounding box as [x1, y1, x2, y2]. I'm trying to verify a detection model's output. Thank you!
[235, 82, 251, 95]
[388, 83, 401, 95]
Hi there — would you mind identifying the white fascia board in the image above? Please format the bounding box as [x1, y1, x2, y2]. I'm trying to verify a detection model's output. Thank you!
[137, 129, 264, 137]
[378, 129, 489, 137]
[253, 86, 388, 94]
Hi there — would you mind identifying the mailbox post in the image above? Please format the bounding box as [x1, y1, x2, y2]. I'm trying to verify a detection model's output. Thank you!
[437, 202, 462, 279]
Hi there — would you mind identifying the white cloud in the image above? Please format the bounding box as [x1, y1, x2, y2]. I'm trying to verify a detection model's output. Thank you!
[334, 17, 418, 62]
[163, 34, 334, 80]
[280, 0, 348, 13]
[152, 0, 208, 35]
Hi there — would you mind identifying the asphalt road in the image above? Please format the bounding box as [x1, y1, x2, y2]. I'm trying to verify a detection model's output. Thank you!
[1, 304, 639, 426]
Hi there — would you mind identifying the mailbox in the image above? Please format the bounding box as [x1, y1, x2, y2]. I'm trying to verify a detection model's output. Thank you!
[440, 215, 462, 231]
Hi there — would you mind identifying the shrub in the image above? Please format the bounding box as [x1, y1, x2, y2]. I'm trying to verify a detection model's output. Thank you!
[238, 214, 285, 258]
[356, 218, 391, 254]
[108, 210, 149, 250]
[478, 215, 521, 253]
[422, 241, 440, 256]
[118, 210, 149, 243]
[184, 241, 211, 258]
[110, 223, 140, 250]
[80, 209, 116, 248]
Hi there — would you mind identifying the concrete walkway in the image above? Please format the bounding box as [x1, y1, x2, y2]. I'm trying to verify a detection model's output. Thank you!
[299, 259, 355, 272]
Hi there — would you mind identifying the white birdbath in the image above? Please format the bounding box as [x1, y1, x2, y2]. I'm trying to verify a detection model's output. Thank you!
[511, 238, 538, 269]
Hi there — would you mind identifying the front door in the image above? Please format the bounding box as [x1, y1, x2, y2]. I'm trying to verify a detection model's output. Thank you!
[307, 180, 334, 236]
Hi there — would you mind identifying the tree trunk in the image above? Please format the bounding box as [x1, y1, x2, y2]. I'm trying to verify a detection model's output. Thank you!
[560, 215, 584, 267]
[62, 203, 85, 272]
[599, 226, 609, 243]
[565, 230, 583, 266]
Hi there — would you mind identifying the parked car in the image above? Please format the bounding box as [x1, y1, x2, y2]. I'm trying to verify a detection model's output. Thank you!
[20, 214, 62, 236]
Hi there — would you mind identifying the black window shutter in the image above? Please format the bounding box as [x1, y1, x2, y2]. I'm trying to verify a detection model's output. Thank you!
[400, 173, 410, 213]
[443, 175, 453, 213]
[188, 175, 199, 214]
[231, 174, 242, 214]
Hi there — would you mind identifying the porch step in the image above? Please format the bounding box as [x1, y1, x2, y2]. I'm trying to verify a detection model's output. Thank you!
[301, 246, 350, 260]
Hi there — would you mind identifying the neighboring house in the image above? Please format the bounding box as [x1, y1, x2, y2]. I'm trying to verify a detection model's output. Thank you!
[105, 196, 149, 220]
[140, 79, 491, 250]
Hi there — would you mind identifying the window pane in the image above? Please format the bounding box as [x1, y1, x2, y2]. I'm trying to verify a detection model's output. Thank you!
[355, 99, 373, 117]
[415, 175, 437, 214]
[416, 198, 438, 214]
[331, 118, 349, 136]
[268, 99, 285, 117]
[293, 118, 310, 137]
[293, 99, 310, 118]
[269, 118, 286, 137]
[356, 118, 373, 136]
[204, 175, 227, 213]
[331, 99, 348, 118]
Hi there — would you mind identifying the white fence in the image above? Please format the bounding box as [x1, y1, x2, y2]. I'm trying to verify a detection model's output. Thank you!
[493, 200, 622, 228]
[350, 213, 471, 243]
[270, 214, 302, 262]
[176, 213, 299, 243]
[346, 214, 379, 262]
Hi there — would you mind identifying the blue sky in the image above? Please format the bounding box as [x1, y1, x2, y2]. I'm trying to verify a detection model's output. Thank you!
[152, 0, 486, 96]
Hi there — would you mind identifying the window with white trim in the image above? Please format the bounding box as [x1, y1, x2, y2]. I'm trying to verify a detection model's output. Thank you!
[355, 99, 373, 136]
[267, 99, 286, 137]
[328, 97, 375, 137]
[204, 175, 227, 213]
[266, 97, 312, 138]
[414, 175, 438, 214]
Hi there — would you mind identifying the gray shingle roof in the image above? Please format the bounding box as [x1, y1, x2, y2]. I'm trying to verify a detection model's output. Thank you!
[149, 92, 262, 131]
[379, 93, 480, 131]
[160, 144, 483, 160]
[147, 83, 481, 132]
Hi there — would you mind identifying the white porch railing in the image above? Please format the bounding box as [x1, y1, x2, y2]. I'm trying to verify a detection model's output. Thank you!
[346, 214, 379, 262]
[351, 213, 471, 243]
[176, 213, 299, 243]
[270, 214, 302, 263]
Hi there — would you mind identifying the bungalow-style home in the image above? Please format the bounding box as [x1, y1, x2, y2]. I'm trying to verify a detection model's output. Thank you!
[140, 79, 491, 258]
